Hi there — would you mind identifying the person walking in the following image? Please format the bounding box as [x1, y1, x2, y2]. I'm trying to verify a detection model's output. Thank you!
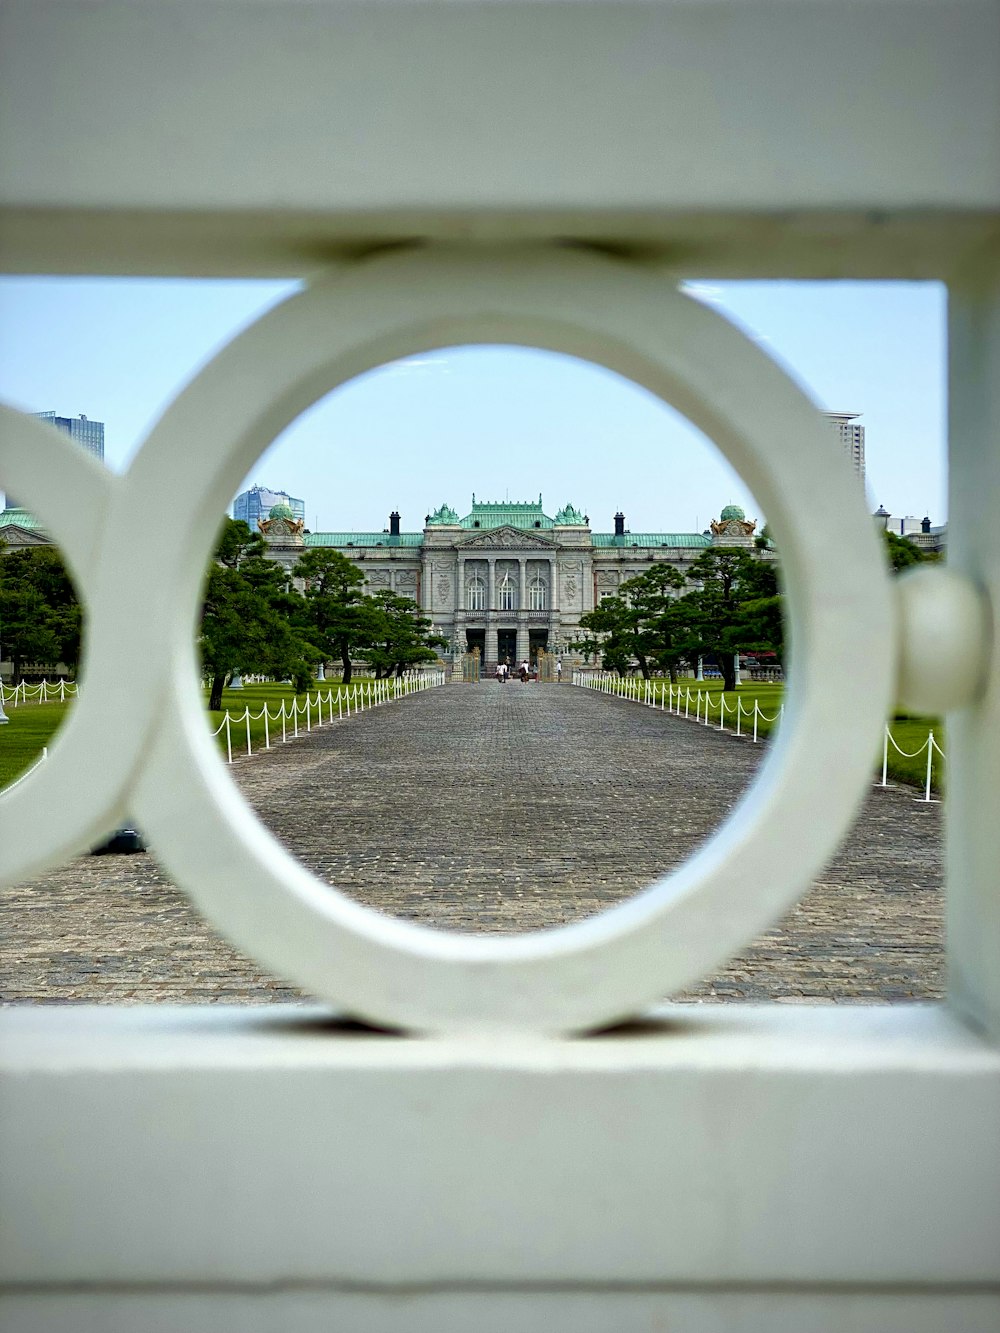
[556, 659, 563, 682]
[519, 660, 529, 683]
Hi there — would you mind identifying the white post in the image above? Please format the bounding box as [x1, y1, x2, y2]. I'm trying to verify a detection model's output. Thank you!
[263, 707, 270, 750]
[753, 700, 759, 745]
[924, 732, 935, 804]
[245, 708, 252, 756]
[881, 727, 889, 787]
[60, 678, 66, 702]
[225, 712, 232, 765]
[306, 695, 311, 731]
[735, 698, 741, 737]
[293, 699, 299, 738]
[281, 701, 287, 744]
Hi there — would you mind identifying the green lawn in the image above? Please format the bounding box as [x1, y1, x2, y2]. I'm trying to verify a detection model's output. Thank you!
[0, 700, 70, 787]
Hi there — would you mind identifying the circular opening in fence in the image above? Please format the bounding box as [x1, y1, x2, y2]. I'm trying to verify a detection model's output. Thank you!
[125, 247, 891, 1033]
[202, 345, 788, 938]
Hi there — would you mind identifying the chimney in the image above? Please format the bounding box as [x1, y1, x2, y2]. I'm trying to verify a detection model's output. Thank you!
[614, 511, 625, 537]
[921, 515, 932, 534]
[389, 511, 401, 536]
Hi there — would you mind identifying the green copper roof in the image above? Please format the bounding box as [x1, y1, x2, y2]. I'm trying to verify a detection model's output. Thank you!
[592, 533, 711, 548]
[459, 494, 555, 530]
[304, 532, 424, 548]
[0, 507, 43, 531]
[268, 501, 295, 520]
[720, 503, 746, 521]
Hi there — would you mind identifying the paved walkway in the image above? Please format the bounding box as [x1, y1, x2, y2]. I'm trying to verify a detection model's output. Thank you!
[1, 683, 943, 1006]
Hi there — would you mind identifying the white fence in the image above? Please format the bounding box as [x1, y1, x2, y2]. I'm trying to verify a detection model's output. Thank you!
[575, 669, 946, 802]
[574, 669, 784, 742]
[0, 678, 78, 705]
[209, 671, 445, 764]
[2, 10, 998, 1325]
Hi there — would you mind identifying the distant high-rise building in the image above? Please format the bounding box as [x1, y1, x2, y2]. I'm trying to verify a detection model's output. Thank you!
[824, 411, 865, 482]
[3, 412, 106, 510]
[233, 485, 306, 531]
[34, 411, 105, 462]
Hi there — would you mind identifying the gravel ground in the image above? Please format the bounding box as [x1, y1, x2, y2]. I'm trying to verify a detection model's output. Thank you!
[0, 682, 943, 1007]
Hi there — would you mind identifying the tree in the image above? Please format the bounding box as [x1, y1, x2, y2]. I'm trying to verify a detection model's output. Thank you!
[200, 519, 317, 709]
[677, 547, 784, 691]
[618, 563, 687, 680]
[0, 546, 81, 681]
[883, 529, 937, 572]
[570, 596, 637, 677]
[365, 590, 446, 678]
[292, 547, 374, 684]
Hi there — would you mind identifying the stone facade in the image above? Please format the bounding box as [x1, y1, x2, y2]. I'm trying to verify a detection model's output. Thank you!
[296, 496, 748, 670]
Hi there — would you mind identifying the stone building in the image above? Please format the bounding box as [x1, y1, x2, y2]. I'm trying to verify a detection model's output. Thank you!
[276, 496, 757, 671]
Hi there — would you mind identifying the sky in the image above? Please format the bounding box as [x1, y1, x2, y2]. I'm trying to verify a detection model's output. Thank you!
[0, 276, 946, 536]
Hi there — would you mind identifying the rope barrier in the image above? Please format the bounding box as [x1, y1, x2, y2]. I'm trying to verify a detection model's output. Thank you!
[572, 670, 941, 800]
[0, 678, 79, 705]
[205, 671, 446, 764]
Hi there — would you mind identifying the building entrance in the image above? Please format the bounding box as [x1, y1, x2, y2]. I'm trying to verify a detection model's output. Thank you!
[465, 628, 486, 670]
[497, 628, 517, 666]
[529, 628, 549, 664]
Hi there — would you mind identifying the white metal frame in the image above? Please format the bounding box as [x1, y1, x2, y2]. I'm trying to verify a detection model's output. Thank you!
[1, 2, 998, 1328]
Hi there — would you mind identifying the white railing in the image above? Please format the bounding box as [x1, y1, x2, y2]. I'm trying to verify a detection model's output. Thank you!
[574, 669, 945, 800]
[2, 19, 998, 1321]
[878, 725, 946, 804]
[207, 672, 445, 764]
[0, 678, 78, 705]
[573, 670, 785, 742]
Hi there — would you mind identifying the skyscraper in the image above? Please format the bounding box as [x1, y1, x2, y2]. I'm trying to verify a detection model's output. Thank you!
[823, 411, 865, 483]
[3, 412, 106, 510]
[33, 411, 105, 463]
[233, 485, 306, 531]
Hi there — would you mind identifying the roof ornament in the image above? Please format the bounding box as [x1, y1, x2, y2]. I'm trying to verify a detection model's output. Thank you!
[554, 502, 586, 525]
[426, 503, 460, 525]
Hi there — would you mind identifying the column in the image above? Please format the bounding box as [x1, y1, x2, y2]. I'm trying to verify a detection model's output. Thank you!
[487, 558, 496, 610]
[515, 620, 530, 663]
[487, 626, 499, 666]
[519, 559, 528, 610]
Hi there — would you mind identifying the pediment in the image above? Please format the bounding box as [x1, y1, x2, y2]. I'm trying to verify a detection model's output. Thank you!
[0, 525, 50, 548]
[459, 525, 554, 550]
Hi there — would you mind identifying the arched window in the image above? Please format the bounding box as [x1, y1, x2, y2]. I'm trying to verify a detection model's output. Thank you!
[467, 576, 485, 610]
[528, 576, 546, 610]
[498, 571, 516, 611]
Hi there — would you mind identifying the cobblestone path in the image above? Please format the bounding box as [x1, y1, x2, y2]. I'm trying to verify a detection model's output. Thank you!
[1, 683, 943, 1006]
